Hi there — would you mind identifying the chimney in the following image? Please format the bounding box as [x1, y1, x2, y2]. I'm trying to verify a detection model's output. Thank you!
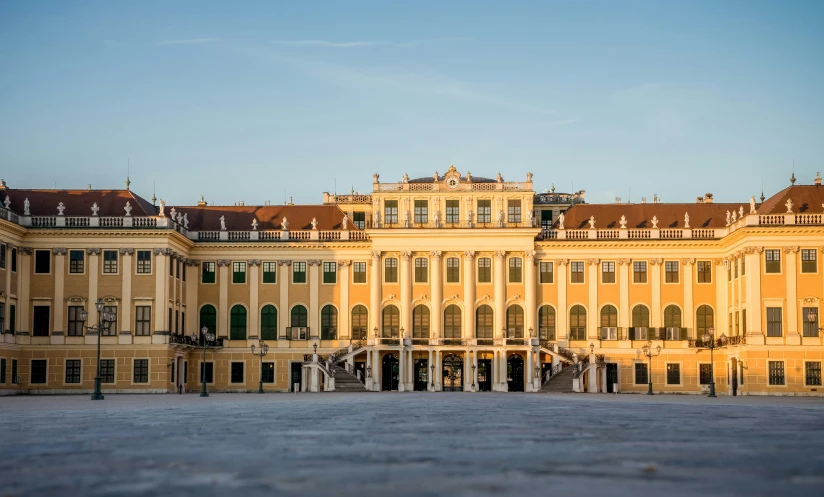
[615, 197, 622, 204]
[641, 197, 647, 204]
[197, 195, 207, 206]
[88, 184, 92, 190]
[653, 194, 659, 204]
[816, 172, 821, 186]
[0, 179, 6, 190]
[237, 201, 244, 206]
[704, 193, 714, 204]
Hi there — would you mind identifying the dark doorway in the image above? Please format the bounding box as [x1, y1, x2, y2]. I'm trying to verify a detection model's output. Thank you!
[606, 363, 618, 393]
[290, 362, 302, 392]
[442, 353, 464, 392]
[414, 358, 428, 391]
[477, 359, 492, 392]
[731, 359, 738, 396]
[381, 354, 399, 391]
[507, 354, 524, 392]
[354, 361, 366, 383]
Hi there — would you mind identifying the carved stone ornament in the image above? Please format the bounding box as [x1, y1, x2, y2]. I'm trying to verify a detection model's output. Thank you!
[588, 216, 596, 229]
[785, 198, 794, 213]
[586, 258, 600, 266]
[714, 258, 724, 266]
[648, 258, 663, 265]
[91, 202, 100, 216]
[2, 195, 9, 209]
[525, 250, 536, 261]
[18, 247, 32, 256]
[463, 250, 475, 259]
[23, 197, 30, 215]
[219, 216, 226, 231]
[617, 258, 631, 265]
[185, 259, 201, 267]
[277, 260, 292, 266]
[803, 296, 819, 304]
[86, 248, 101, 255]
[119, 247, 135, 255]
[680, 258, 695, 265]
[755, 247, 764, 254]
[247, 260, 262, 267]
[307, 260, 322, 266]
[311, 217, 318, 230]
[413, 294, 428, 302]
[0, 291, 5, 299]
[217, 259, 231, 267]
[494, 250, 506, 259]
[52, 247, 67, 256]
[371, 251, 382, 260]
[558, 212, 565, 230]
[743, 247, 755, 255]
[124, 201, 132, 216]
[555, 258, 569, 266]
[619, 215, 627, 229]
[57, 202, 65, 216]
[68, 295, 85, 303]
[400, 251, 412, 260]
[684, 212, 690, 229]
[387, 294, 397, 300]
[783, 246, 800, 254]
[337, 259, 352, 267]
[480, 294, 492, 301]
[430, 250, 442, 259]
[163, 248, 174, 256]
[651, 216, 658, 229]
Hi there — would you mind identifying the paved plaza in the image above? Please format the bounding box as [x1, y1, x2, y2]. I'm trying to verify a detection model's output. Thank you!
[1, 393, 823, 496]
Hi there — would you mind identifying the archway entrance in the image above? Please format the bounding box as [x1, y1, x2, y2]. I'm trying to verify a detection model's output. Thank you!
[507, 354, 524, 392]
[442, 353, 464, 392]
[414, 357, 429, 391]
[381, 354, 399, 391]
[731, 358, 738, 396]
[477, 359, 492, 392]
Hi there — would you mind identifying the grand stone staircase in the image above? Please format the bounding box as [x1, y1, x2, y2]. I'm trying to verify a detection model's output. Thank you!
[540, 365, 576, 393]
[330, 365, 368, 392]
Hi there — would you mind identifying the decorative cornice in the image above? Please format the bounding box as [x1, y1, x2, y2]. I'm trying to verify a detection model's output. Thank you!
[648, 258, 663, 265]
[162, 248, 174, 256]
[86, 248, 101, 255]
[217, 259, 231, 267]
[52, 247, 67, 256]
[185, 259, 200, 267]
[525, 250, 536, 261]
[119, 247, 135, 256]
[400, 251, 412, 260]
[370, 251, 382, 260]
[153, 248, 163, 255]
[743, 247, 755, 255]
[714, 258, 724, 266]
[463, 250, 475, 260]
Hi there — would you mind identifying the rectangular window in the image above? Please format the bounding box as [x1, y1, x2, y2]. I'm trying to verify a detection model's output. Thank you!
[68, 306, 84, 336]
[802, 249, 817, 273]
[12, 359, 18, 384]
[263, 262, 277, 283]
[666, 364, 681, 385]
[136, 250, 152, 274]
[33, 306, 50, 337]
[601, 262, 615, 283]
[384, 258, 398, 283]
[135, 306, 151, 336]
[477, 258, 491, 283]
[101, 359, 116, 383]
[34, 250, 50, 274]
[0, 302, 3, 335]
[384, 200, 398, 224]
[293, 262, 306, 283]
[699, 364, 713, 385]
[507, 199, 521, 223]
[445, 200, 460, 224]
[665, 261, 679, 283]
[806, 362, 822, 386]
[414, 258, 428, 283]
[201, 262, 216, 284]
[414, 200, 428, 224]
[0, 358, 5, 384]
[540, 262, 553, 284]
[262, 362, 275, 383]
[232, 262, 246, 284]
[11, 248, 16, 272]
[735, 311, 740, 335]
[634, 363, 648, 385]
[766, 307, 782, 337]
[200, 362, 214, 383]
[570, 262, 584, 283]
[633, 261, 647, 283]
[477, 200, 491, 224]
[65, 359, 81, 384]
[697, 261, 712, 283]
[69, 250, 84, 273]
[508, 258, 522, 283]
[803, 307, 819, 337]
[168, 309, 173, 335]
[768, 361, 785, 385]
[353, 211, 365, 229]
[103, 250, 118, 273]
[353, 262, 367, 283]
[323, 262, 337, 284]
[133, 359, 149, 383]
[9, 304, 15, 334]
[446, 258, 460, 283]
[765, 249, 781, 273]
[31, 359, 47, 384]
[0, 244, 4, 269]
[174, 310, 179, 334]
[230, 362, 244, 383]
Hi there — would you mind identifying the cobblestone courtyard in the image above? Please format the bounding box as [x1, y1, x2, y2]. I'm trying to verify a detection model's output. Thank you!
[1, 393, 823, 497]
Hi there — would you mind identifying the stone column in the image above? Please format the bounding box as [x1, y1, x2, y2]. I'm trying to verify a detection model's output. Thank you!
[431, 251, 443, 340]
[473, 351, 479, 392]
[249, 260, 261, 338]
[370, 251, 381, 333]
[170, 253, 178, 331]
[525, 250, 537, 336]
[400, 252, 412, 338]
[4, 244, 12, 332]
[618, 259, 630, 329]
[365, 349, 372, 391]
[745, 247, 763, 342]
[398, 346, 406, 392]
[88, 248, 101, 328]
[494, 251, 506, 339]
[715, 259, 728, 337]
[18, 248, 31, 334]
[730, 257, 736, 335]
[785, 246, 800, 344]
[120, 248, 134, 336]
[556, 259, 568, 344]
[736, 255, 744, 336]
[464, 350, 471, 392]
[185, 259, 198, 335]
[650, 259, 662, 330]
[338, 260, 351, 339]
[462, 251, 474, 340]
[52, 248, 66, 335]
[500, 348, 508, 392]
[682, 258, 695, 334]
[428, 349, 434, 391]
[373, 349, 381, 391]
[217, 259, 230, 337]
[587, 259, 599, 339]
[308, 260, 320, 337]
[526, 348, 534, 392]
[278, 260, 291, 340]
[534, 350, 542, 391]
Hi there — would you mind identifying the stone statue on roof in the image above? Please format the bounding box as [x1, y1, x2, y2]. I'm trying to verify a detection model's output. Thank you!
[158, 199, 166, 217]
[588, 216, 596, 229]
[739, 206, 744, 218]
[619, 215, 627, 229]
[372, 173, 379, 184]
[496, 172, 503, 183]
[725, 211, 731, 225]
[785, 198, 793, 213]
[57, 202, 65, 216]
[311, 217, 318, 230]
[750, 196, 757, 214]
[251, 218, 258, 231]
[526, 172, 533, 182]
[183, 213, 188, 229]
[684, 212, 690, 229]
[3, 196, 9, 209]
[558, 212, 564, 229]
[402, 173, 409, 183]
[91, 202, 99, 216]
[23, 198, 30, 215]
[341, 214, 348, 230]
[219, 215, 226, 231]
[731, 210, 737, 223]
[124, 201, 132, 217]
[650, 216, 658, 229]
[282, 217, 289, 230]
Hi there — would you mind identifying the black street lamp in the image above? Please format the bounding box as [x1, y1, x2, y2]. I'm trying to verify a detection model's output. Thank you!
[430, 364, 435, 388]
[641, 341, 662, 395]
[250, 339, 269, 394]
[701, 327, 726, 398]
[78, 299, 116, 401]
[195, 325, 215, 397]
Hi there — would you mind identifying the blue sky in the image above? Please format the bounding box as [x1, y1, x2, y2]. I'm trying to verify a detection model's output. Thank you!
[1, 1, 822, 205]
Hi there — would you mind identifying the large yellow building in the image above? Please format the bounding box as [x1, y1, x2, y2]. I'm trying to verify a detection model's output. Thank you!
[1, 166, 822, 396]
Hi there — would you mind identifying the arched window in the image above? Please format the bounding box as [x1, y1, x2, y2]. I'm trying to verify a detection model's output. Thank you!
[600, 305, 618, 327]
[291, 305, 308, 327]
[412, 305, 430, 339]
[476, 305, 494, 339]
[351, 305, 368, 340]
[230, 305, 247, 340]
[199, 305, 216, 335]
[443, 305, 462, 339]
[321, 305, 338, 340]
[696, 305, 714, 335]
[260, 305, 277, 340]
[382, 305, 400, 338]
[632, 305, 650, 328]
[664, 305, 682, 328]
[539, 305, 556, 340]
[569, 305, 587, 340]
[506, 306, 524, 338]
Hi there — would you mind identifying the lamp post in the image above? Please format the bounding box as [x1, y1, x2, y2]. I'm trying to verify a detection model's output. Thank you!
[471, 364, 477, 390]
[78, 299, 116, 401]
[250, 339, 269, 394]
[589, 342, 595, 355]
[197, 325, 215, 397]
[641, 341, 662, 395]
[430, 364, 435, 388]
[701, 327, 726, 398]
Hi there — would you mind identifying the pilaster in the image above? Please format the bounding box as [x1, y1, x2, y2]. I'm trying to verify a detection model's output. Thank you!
[715, 259, 728, 337]
[278, 260, 291, 342]
[120, 248, 134, 335]
[587, 259, 599, 339]
[618, 259, 630, 329]
[88, 248, 101, 328]
[185, 259, 199, 335]
[369, 252, 381, 333]
[399, 252, 412, 339]
[785, 246, 800, 344]
[462, 251, 474, 340]
[249, 260, 261, 337]
[217, 259, 230, 337]
[52, 248, 66, 334]
[308, 260, 320, 337]
[431, 251, 443, 339]
[650, 259, 662, 328]
[525, 250, 537, 336]
[682, 258, 695, 333]
[18, 248, 31, 333]
[556, 259, 568, 342]
[494, 251, 506, 339]
[338, 260, 351, 339]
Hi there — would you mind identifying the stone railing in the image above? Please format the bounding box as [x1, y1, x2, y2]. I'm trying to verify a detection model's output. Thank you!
[190, 229, 368, 242]
[20, 214, 173, 230]
[0, 206, 19, 224]
[537, 227, 725, 241]
[374, 220, 536, 229]
[373, 180, 533, 193]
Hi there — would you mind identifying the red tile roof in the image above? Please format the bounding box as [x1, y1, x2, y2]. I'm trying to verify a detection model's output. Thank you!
[559, 202, 745, 229]
[170, 205, 352, 231]
[757, 185, 824, 215]
[1, 189, 156, 217]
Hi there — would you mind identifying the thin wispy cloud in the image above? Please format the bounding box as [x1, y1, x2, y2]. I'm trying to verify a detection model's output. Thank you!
[271, 38, 466, 48]
[154, 38, 216, 46]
